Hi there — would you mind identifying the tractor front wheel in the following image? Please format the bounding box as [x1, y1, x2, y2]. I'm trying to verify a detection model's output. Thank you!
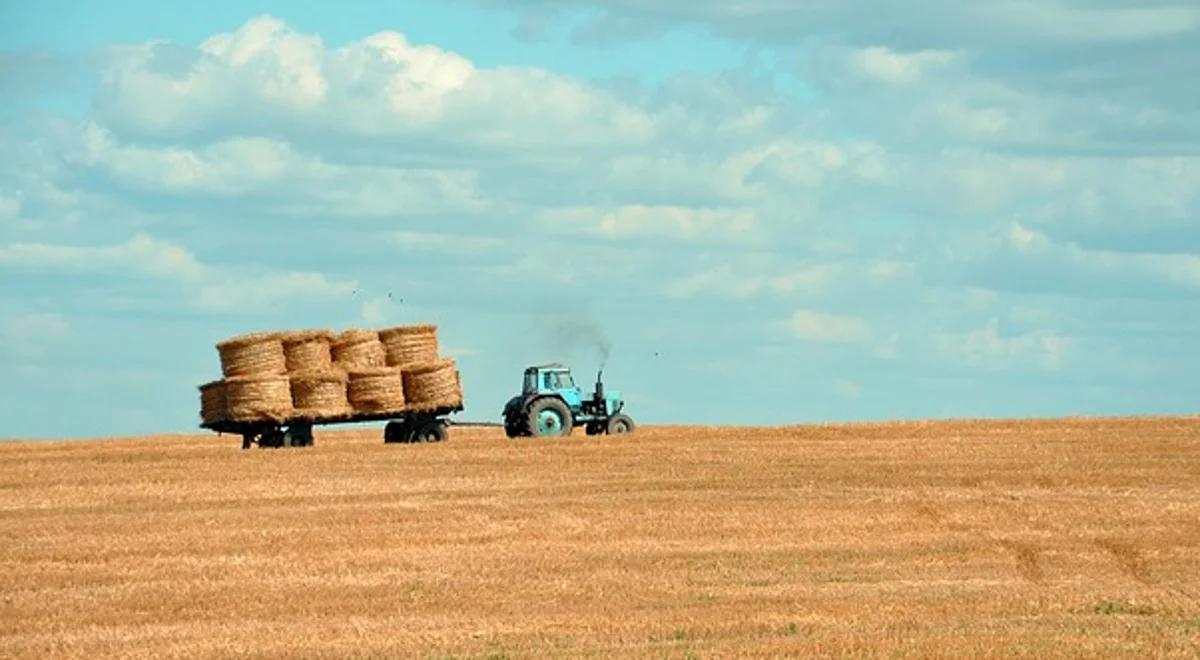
[526, 398, 573, 437]
[606, 414, 635, 435]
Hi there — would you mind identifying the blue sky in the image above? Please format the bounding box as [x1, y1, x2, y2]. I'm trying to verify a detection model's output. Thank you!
[2, 1, 1198, 438]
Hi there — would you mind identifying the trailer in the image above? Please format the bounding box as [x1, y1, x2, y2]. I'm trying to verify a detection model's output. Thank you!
[203, 403, 464, 449]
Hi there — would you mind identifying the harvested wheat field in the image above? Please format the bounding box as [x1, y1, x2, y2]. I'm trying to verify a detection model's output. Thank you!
[2, 417, 1199, 658]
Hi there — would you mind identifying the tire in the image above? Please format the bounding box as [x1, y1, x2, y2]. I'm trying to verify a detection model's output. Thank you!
[284, 424, 313, 447]
[585, 422, 604, 436]
[525, 398, 573, 437]
[384, 421, 410, 443]
[260, 427, 285, 448]
[413, 420, 448, 443]
[606, 414, 635, 435]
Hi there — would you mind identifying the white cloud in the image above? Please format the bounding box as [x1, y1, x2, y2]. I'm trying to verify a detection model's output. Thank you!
[0, 194, 20, 221]
[936, 318, 1068, 370]
[0, 233, 206, 281]
[97, 16, 654, 150]
[0, 234, 356, 311]
[391, 231, 504, 256]
[854, 47, 957, 85]
[74, 124, 485, 216]
[664, 262, 839, 300]
[548, 205, 757, 242]
[788, 309, 871, 343]
[2, 313, 69, 359]
[1004, 222, 1200, 291]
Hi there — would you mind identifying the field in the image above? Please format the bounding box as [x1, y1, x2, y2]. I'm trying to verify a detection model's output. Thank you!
[2, 417, 1198, 658]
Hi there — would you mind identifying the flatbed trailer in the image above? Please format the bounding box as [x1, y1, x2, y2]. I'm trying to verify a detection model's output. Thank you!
[202, 403, 464, 449]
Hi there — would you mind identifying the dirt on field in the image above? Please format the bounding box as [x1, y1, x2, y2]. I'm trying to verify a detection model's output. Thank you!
[2, 418, 1199, 658]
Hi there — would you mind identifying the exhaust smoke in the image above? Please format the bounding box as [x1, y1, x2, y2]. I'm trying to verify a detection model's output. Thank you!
[549, 318, 611, 369]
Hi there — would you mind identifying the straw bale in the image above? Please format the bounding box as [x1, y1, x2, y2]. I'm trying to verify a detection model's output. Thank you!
[217, 332, 286, 377]
[347, 367, 406, 413]
[198, 380, 227, 425]
[225, 375, 293, 422]
[289, 370, 351, 419]
[331, 329, 386, 370]
[402, 359, 463, 409]
[379, 324, 440, 368]
[281, 329, 334, 373]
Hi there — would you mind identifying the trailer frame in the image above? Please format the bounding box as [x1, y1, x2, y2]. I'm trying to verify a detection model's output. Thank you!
[202, 403, 464, 449]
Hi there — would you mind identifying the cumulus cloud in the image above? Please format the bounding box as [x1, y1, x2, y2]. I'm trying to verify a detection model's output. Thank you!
[853, 47, 957, 85]
[936, 318, 1068, 370]
[788, 309, 872, 343]
[0, 234, 356, 311]
[97, 15, 654, 150]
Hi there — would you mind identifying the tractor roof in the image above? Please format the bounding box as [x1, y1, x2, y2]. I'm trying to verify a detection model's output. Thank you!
[528, 363, 569, 371]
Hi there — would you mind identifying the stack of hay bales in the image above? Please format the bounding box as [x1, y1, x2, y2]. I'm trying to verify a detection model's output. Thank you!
[198, 323, 463, 426]
[210, 332, 293, 423]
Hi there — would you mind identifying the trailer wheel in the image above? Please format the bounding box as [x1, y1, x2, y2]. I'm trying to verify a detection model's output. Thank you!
[284, 424, 313, 447]
[384, 421, 410, 443]
[414, 420, 447, 443]
[585, 422, 604, 436]
[242, 433, 255, 450]
[260, 427, 285, 448]
[606, 414, 635, 435]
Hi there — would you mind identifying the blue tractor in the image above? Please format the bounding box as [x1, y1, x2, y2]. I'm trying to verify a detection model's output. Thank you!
[503, 364, 635, 438]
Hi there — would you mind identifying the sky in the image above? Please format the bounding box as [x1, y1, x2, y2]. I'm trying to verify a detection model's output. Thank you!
[1, 1, 1198, 438]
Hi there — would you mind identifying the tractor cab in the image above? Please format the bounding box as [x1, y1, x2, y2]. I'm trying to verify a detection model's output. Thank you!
[504, 363, 634, 438]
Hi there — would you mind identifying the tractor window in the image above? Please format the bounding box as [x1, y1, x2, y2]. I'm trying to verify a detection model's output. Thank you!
[523, 372, 537, 393]
[557, 373, 576, 389]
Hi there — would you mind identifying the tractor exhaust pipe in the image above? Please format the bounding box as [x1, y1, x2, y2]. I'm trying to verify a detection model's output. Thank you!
[594, 369, 605, 402]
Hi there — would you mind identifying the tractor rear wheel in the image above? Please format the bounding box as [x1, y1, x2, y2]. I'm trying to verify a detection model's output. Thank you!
[607, 414, 635, 435]
[526, 398, 573, 437]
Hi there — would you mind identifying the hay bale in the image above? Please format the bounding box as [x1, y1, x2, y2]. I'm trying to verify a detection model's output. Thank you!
[217, 332, 286, 377]
[402, 359, 462, 410]
[289, 369, 351, 419]
[331, 329, 386, 371]
[281, 329, 334, 373]
[198, 380, 227, 425]
[225, 375, 293, 422]
[347, 367, 406, 413]
[379, 324, 439, 368]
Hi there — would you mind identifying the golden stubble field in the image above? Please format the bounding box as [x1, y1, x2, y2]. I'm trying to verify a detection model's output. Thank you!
[1, 418, 1198, 658]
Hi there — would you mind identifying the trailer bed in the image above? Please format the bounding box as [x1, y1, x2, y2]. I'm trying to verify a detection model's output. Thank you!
[202, 402, 464, 448]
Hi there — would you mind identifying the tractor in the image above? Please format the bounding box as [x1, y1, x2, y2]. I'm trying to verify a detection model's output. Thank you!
[503, 364, 635, 438]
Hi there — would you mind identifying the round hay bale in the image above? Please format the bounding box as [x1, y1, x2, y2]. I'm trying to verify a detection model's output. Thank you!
[402, 359, 462, 410]
[331, 329, 386, 370]
[225, 375, 293, 422]
[281, 329, 334, 373]
[379, 324, 439, 368]
[347, 367, 406, 413]
[217, 332, 286, 377]
[289, 369, 351, 419]
[198, 379, 227, 425]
